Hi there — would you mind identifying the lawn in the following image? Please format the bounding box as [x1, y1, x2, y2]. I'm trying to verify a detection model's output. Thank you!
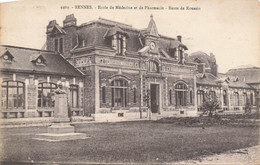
[0, 121, 259, 164]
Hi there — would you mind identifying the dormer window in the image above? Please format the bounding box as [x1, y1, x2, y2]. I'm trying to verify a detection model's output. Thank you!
[31, 54, 46, 65]
[1, 50, 14, 63]
[105, 25, 129, 56]
[116, 34, 124, 55]
[178, 47, 184, 64]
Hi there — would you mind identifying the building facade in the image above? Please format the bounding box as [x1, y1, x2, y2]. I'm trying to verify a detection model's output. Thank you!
[1, 14, 258, 121]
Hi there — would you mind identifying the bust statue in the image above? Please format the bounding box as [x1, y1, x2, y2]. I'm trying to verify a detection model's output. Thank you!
[54, 83, 67, 94]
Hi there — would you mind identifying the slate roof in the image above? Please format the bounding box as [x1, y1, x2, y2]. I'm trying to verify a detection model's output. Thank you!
[196, 73, 220, 86]
[0, 45, 83, 77]
[226, 66, 260, 84]
[196, 72, 251, 89]
[190, 51, 215, 68]
[74, 17, 188, 57]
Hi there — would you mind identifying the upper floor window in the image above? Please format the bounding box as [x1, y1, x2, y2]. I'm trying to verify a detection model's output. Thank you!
[148, 60, 159, 73]
[1, 81, 25, 109]
[38, 82, 57, 108]
[1, 51, 14, 63]
[54, 38, 64, 53]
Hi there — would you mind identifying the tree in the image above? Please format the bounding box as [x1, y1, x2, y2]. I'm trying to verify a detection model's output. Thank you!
[200, 92, 220, 117]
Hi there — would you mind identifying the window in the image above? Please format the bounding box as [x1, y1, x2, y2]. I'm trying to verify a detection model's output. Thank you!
[133, 87, 137, 103]
[175, 83, 187, 106]
[116, 37, 123, 55]
[59, 38, 63, 53]
[169, 89, 172, 105]
[223, 90, 228, 106]
[250, 93, 254, 105]
[197, 90, 204, 107]
[190, 91, 193, 104]
[38, 82, 57, 108]
[169, 49, 177, 58]
[243, 93, 247, 106]
[148, 61, 159, 73]
[102, 86, 106, 103]
[209, 90, 216, 101]
[1, 81, 25, 109]
[233, 92, 239, 106]
[178, 48, 184, 64]
[111, 79, 128, 107]
[54, 39, 58, 51]
[70, 85, 78, 108]
[54, 38, 64, 53]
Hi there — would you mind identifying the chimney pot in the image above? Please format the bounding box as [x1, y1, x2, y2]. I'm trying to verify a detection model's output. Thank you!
[177, 35, 182, 42]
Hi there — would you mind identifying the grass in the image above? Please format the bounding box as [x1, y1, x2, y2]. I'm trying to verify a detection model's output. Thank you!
[0, 120, 259, 164]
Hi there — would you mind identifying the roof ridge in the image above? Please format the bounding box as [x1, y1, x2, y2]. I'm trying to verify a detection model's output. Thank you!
[1, 45, 55, 53]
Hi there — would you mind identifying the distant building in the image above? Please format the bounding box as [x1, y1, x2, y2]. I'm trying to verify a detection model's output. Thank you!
[1, 14, 258, 121]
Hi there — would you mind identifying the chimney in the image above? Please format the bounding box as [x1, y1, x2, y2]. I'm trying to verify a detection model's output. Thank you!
[177, 35, 182, 42]
[63, 14, 77, 27]
[46, 20, 58, 34]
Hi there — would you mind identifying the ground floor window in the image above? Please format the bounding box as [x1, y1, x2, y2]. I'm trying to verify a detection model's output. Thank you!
[1, 81, 25, 109]
[38, 82, 57, 108]
[197, 90, 204, 107]
[169, 89, 172, 105]
[250, 93, 254, 105]
[209, 90, 216, 101]
[233, 92, 239, 106]
[111, 79, 128, 107]
[70, 85, 79, 108]
[175, 83, 187, 106]
[223, 90, 228, 106]
[101, 86, 106, 104]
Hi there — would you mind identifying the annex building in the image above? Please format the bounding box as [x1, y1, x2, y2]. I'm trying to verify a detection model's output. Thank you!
[0, 14, 258, 121]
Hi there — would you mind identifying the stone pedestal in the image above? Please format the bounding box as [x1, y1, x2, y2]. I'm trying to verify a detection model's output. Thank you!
[34, 92, 87, 142]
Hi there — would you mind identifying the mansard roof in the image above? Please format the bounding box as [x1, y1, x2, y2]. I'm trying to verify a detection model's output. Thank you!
[226, 65, 260, 84]
[0, 45, 83, 76]
[196, 73, 220, 86]
[190, 51, 215, 68]
[73, 17, 188, 57]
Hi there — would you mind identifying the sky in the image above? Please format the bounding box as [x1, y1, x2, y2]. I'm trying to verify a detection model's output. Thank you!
[0, 0, 259, 73]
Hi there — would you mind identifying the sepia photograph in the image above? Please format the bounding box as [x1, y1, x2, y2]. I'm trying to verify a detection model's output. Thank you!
[0, 0, 259, 164]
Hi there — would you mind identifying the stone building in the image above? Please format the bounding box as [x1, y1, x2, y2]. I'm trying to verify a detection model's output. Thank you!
[1, 14, 258, 121]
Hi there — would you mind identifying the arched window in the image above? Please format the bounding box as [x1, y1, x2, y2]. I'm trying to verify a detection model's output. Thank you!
[70, 85, 79, 108]
[38, 82, 57, 108]
[234, 92, 239, 106]
[223, 90, 228, 106]
[111, 79, 128, 107]
[175, 83, 187, 106]
[1, 81, 25, 109]
[197, 90, 204, 107]
[148, 60, 159, 73]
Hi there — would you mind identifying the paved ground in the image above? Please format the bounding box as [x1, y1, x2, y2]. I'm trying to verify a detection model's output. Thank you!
[178, 145, 260, 165]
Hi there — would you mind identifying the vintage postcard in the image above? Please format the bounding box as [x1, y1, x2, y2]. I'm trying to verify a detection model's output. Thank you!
[0, 0, 259, 164]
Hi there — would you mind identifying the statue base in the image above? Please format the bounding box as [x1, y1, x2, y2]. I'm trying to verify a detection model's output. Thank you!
[34, 122, 88, 142]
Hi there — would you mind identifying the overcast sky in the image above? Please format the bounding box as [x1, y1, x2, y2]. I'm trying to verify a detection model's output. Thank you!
[1, 0, 259, 73]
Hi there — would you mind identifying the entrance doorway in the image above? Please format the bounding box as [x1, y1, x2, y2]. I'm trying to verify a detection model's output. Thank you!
[150, 84, 160, 113]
